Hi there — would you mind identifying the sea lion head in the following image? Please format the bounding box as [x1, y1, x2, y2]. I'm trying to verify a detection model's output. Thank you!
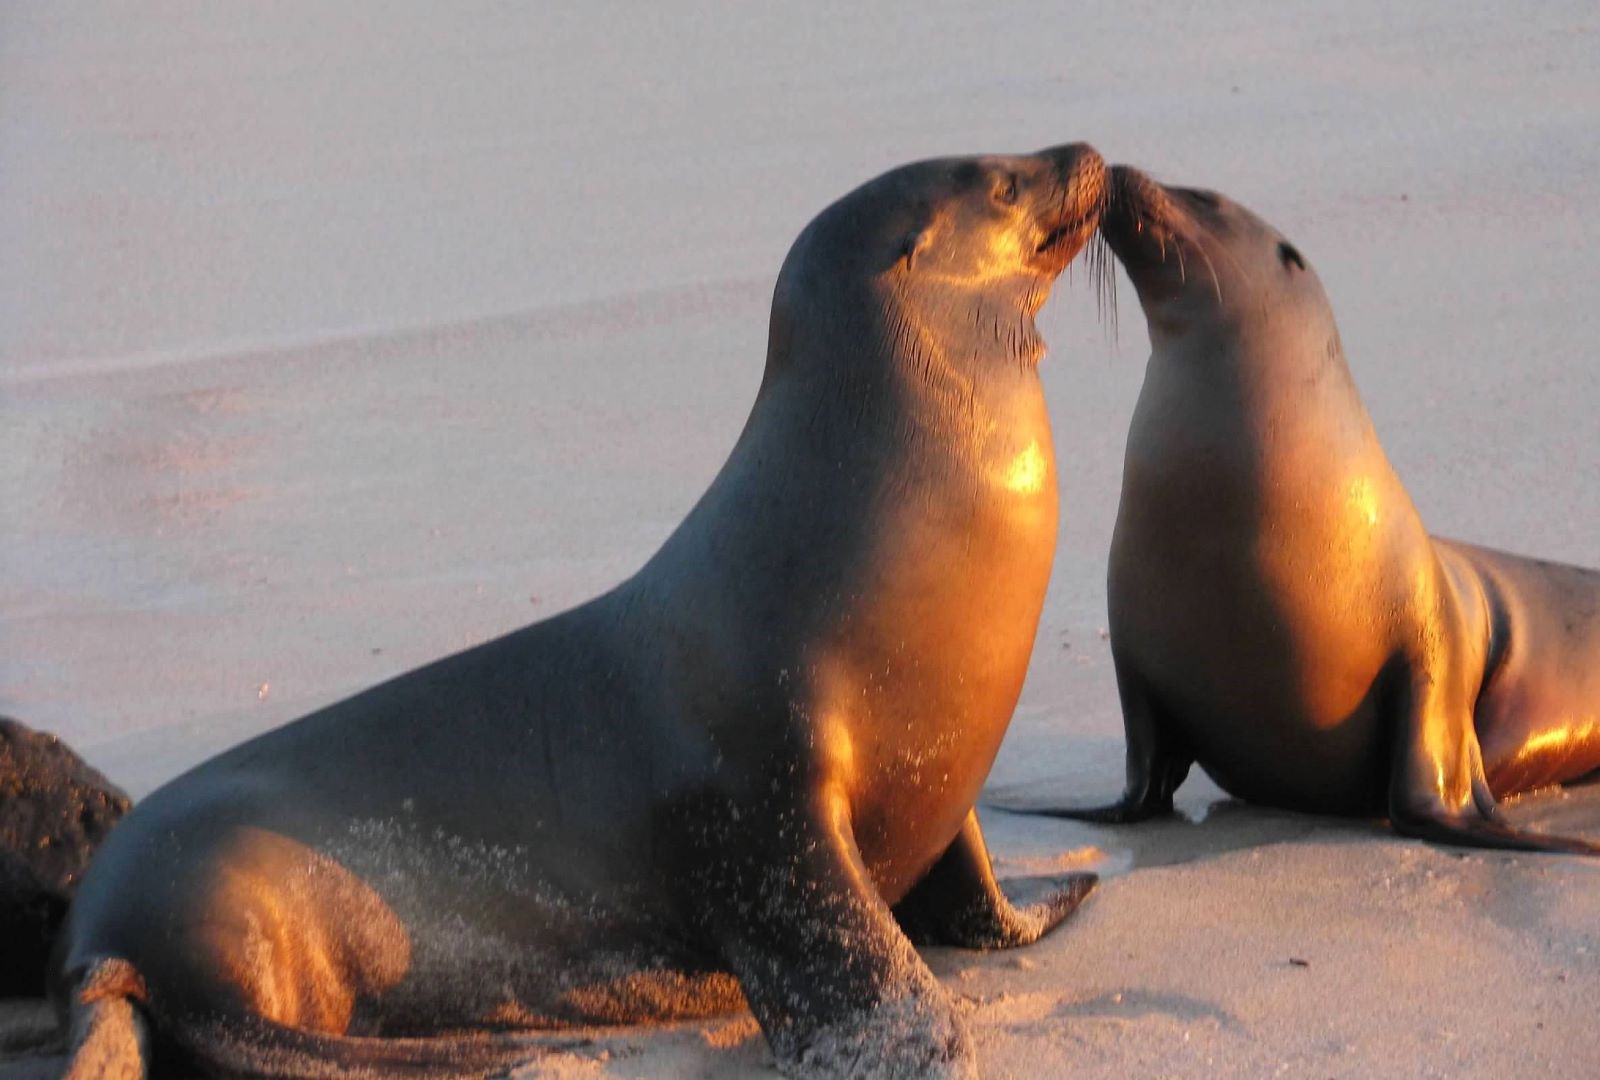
[1101, 164, 1334, 352]
[765, 143, 1107, 383]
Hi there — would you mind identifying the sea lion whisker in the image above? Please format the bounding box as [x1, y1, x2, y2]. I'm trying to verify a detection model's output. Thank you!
[1187, 236, 1224, 303]
[1191, 226, 1258, 301]
[1084, 230, 1119, 338]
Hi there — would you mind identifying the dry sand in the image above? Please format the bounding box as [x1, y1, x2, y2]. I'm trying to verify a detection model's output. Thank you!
[4, 2, 1599, 1076]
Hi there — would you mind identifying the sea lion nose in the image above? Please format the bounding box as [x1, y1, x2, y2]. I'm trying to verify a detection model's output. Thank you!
[1037, 142, 1105, 184]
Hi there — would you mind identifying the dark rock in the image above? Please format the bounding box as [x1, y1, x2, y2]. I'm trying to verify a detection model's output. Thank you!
[1, 718, 130, 998]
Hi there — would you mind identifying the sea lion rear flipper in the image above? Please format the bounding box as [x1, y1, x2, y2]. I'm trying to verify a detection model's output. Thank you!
[696, 792, 977, 1079]
[893, 809, 1095, 948]
[1388, 790, 1600, 857]
[58, 957, 582, 1078]
[61, 959, 151, 1080]
[1388, 669, 1600, 856]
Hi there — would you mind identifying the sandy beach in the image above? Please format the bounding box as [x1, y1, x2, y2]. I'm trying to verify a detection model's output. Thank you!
[4, 3, 1599, 1076]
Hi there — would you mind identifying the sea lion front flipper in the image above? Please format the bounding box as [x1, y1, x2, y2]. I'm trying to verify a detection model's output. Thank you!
[693, 791, 977, 1079]
[1387, 667, 1600, 856]
[893, 810, 1096, 948]
[1023, 660, 1191, 823]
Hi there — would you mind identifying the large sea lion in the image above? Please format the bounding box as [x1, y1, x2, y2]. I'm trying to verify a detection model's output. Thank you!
[1030, 165, 1600, 854]
[54, 143, 1109, 1078]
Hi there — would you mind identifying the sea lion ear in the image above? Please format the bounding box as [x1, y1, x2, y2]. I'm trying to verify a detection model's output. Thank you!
[900, 223, 938, 272]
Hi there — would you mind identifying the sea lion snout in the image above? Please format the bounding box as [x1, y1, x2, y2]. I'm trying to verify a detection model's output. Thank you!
[1100, 165, 1269, 320]
[1036, 141, 1104, 190]
[1101, 165, 1182, 261]
[1024, 143, 1107, 274]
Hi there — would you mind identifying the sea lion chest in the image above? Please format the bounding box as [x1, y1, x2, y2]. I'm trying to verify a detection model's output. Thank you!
[669, 368, 1060, 900]
[828, 385, 1058, 898]
[1110, 352, 1418, 808]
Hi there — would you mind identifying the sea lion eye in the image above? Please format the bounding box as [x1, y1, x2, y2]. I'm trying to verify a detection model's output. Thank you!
[993, 175, 1019, 206]
[1278, 242, 1306, 271]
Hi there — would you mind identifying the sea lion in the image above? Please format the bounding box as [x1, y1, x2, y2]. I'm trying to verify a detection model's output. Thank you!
[54, 143, 1109, 1078]
[1030, 165, 1600, 854]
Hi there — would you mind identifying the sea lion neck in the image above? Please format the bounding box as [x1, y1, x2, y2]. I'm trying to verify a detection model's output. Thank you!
[758, 263, 1047, 434]
[888, 269, 1050, 366]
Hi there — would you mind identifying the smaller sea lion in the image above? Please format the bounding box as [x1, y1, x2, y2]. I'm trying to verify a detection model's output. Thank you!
[1031, 165, 1600, 854]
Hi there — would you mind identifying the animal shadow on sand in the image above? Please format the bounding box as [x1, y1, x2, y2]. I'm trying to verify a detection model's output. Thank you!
[983, 774, 1600, 876]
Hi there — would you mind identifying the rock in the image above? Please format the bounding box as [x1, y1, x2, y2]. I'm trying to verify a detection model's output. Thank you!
[1, 718, 130, 998]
